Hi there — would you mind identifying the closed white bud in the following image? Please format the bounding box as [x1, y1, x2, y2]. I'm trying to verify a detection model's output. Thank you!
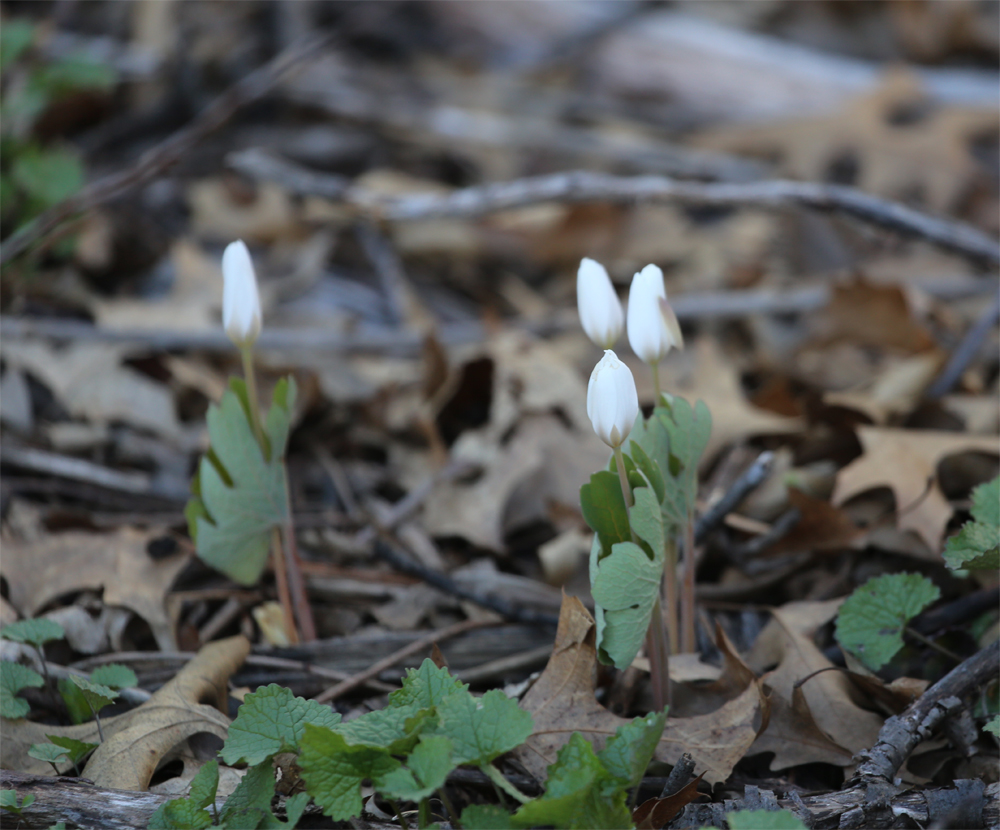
[222, 240, 262, 347]
[577, 257, 624, 349]
[626, 264, 681, 364]
[587, 350, 639, 449]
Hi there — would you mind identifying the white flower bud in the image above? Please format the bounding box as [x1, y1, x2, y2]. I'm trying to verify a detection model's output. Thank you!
[222, 240, 262, 347]
[626, 264, 681, 365]
[587, 350, 639, 449]
[577, 257, 624, 349]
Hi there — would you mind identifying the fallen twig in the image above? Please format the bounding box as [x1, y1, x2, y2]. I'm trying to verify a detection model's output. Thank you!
[0, 33, 334, 267]
[313, 617, 498, 703]
[854, 641, 1000, 786]
[926, 290, 1000, 399]
[694, 451, 775, 545]
[373, 538, 560, 628]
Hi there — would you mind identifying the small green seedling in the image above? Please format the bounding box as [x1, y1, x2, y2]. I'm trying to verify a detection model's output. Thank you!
[1, 617, 65, 692]
[835, 573, 940, 671]
[65, 676, 118, 742]
[28, 735, 99, 775]
[0, 789, 35, 815]
[723, 808, 808, 830]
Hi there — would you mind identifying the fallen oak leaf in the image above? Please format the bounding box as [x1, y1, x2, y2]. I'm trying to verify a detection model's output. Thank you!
[832, 427, 998, 553]
[512, 595, 767, 786]
[0, 528, 190, 651]
[82, 635, 251, 790]
[746, 604, 884, 771]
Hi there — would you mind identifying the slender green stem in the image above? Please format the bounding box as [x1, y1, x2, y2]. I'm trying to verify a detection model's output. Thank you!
[437, 789, 462, 829]
[613, 446, 634, 509]
[91, 709, 105, 743]
[681, 511, 697, 654]
[34, 645, 52, 693]
[389, 799, 410, 830]
[239, 345, 264, 446]
[650, 361, 662, 403]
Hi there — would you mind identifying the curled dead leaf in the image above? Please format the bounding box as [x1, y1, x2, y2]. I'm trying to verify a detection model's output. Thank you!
[512, 595, 767, 786]
[0, 636, 250, 789]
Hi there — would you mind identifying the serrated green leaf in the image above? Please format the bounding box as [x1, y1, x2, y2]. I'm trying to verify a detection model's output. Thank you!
[835, 573, 940, 671]
[390, 658, 469, 709]
[11, 146, 83, 206]
[984, 715, 1000, 737]
[379, 735, 454, 802]
[512, 733, 631, 830]
[1, 20, 35, 72]
[434, 689, 533, 767]
[148, 798, 213, 830]
[219, 760, 274, 828]
[1, 618, 64, 648]
[187, 377, 296, 586]
[597, 709, 667, 788]
[28, 742, 70, 766]
[580, 470, 632, 559]
[727, 808, 808, 830]
[462, 804, 515, 829]
[68, 675, 117, 714]
[943, 523, 999, 570]
[299, 723, 401, 821]
[45, 735, 97, 765]
[187, 760, 219, 810]
[221, 683, 341, 765]
[337, 701, 430, 755]
[90, 664, 137, 690]
[943, 477, 999, 571]
[1, 661, 44, 719]
[970, 476, 999, 527]
[590, 540, 663, 669]
[57, 677, 91, 724]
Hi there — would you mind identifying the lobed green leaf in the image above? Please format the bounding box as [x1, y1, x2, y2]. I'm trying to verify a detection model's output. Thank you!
[0, 618, 64, 648]
[597, 709, 668, 788]
[434, 688, 533, 767]
[90, 664, 138, 691]
[221, 683, 341, 765]
[1, 661, 44, 719]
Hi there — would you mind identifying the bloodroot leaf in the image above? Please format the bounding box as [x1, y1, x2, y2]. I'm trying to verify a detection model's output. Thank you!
[835, 573, 940, 671]
[186, 377, 296, 586]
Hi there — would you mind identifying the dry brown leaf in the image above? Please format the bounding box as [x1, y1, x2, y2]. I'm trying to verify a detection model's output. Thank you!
[695, 69, 995, 211]
[0, 528, 190, 650]
[188, 178, 299, 242]
[671, 624, 758, 719]
[812, 276, 936, 353]
[746, 602, 884, 771]
[633, 773, 706, 829]
[92, 239, 220, 333]
[2, 341, 183, 440]
[832, 427, 999, 552]
[824, 351, 947, 425]
[83, 636, 250, 790]
[1, 637, 249, 782]
[513, 595, 767, 786]
[766, 488, 866, 555]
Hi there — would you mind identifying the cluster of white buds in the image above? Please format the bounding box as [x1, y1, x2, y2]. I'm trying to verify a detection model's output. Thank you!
[222, 240, 262, 348]
[578, 258, 682, 448]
